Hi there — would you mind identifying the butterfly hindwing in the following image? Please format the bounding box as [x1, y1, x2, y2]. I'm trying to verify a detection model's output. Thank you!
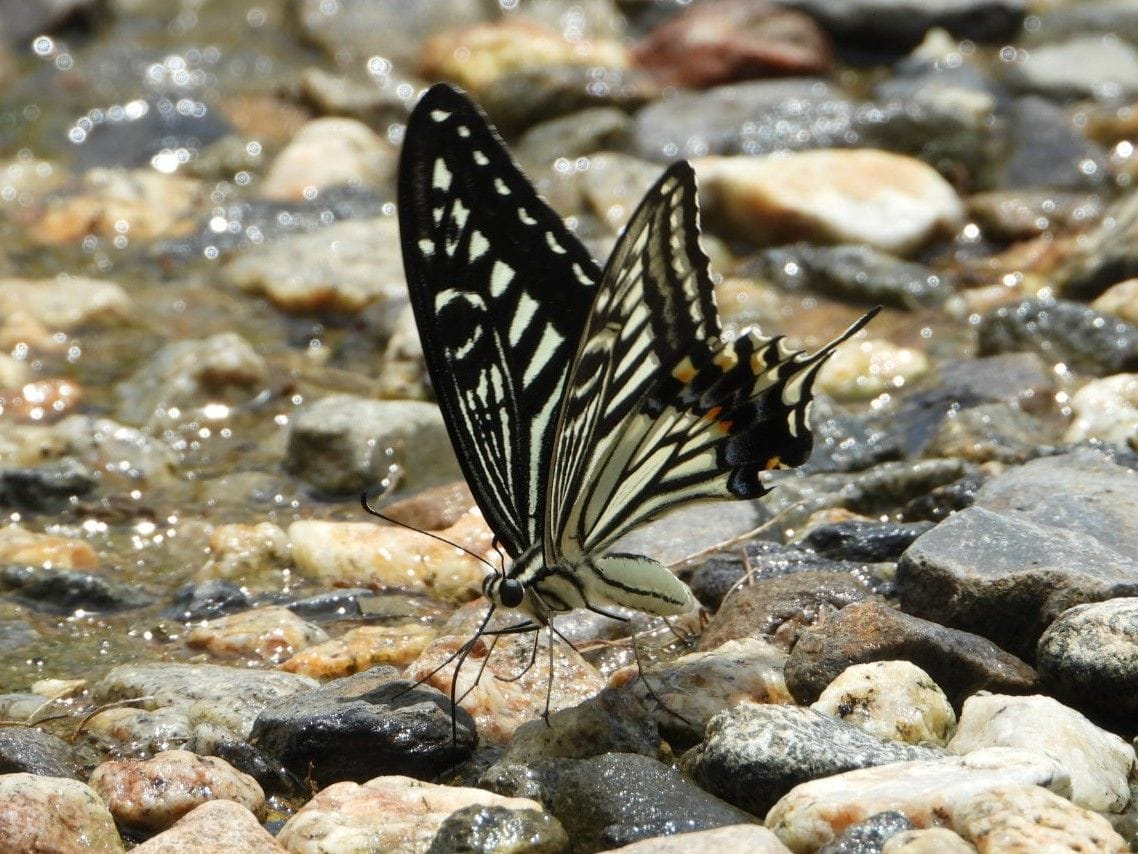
[398, 84, 601, 557]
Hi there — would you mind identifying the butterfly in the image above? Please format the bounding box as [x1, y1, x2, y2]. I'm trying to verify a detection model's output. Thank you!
[397, 83, 877, 643]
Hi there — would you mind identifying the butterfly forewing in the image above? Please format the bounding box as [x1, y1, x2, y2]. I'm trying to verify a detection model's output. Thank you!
[545, 163, 723, 560]
[546, 164, 879, 559]
[398, 83, 601, 558]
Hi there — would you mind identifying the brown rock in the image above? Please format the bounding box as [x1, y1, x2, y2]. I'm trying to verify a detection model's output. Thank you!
[634, 0, 831, 88]
[784, 600, 1037, 707]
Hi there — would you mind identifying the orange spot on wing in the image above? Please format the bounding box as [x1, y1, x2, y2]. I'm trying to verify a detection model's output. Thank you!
[765, 456, 782, 470]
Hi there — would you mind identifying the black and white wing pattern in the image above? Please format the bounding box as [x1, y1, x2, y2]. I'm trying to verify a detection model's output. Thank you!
[398, 83, 601, 558]
[546, 163, 877, 562]
[399, 83, 877, 623]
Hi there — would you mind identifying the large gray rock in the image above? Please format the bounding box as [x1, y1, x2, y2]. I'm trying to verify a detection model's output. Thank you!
[897, 448, 1138, 659]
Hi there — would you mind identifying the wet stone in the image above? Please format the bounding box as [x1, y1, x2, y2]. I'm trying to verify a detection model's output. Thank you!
[260, 117, 396, 202]
[680, 704, 944, 817]
[818, 811, 913, 854]
[0, 726, 81, 778]
[0, 773, 125, 854]
[277, 775, 550, 854]
[776, 0, 1025, 55]
[748, 243, 953, 308]
[116, 332, 269, 426]
[967, 189, 1104, 242]
[163, 579, 251, 621]
[93, 663, 318, 743]
[901, 471, 985, 523]
[130, 799, 286, 854]
[698, 567, 875, 650]
[799, 520, 934, 564]
[896, 448, 1138, 660]
[1056, 190, 1138, 301]
[603, 824, 792, 853]
[426, 804, 569, 854]
[551, 752, 757, 851]
[622, 637, 794, 747]
[284, 394, 461, 495]
[784, 600, 1037, 707]
[0, 458, 97, 513]
[249, 666, 476, 786]
[494, 687, 662, 768]
[976, 297, 1138, 377]
[89, 749, 266, 833]
[0, 565, 153, 613]
[516, 107, 634, 169]
[995, 96, 1111, 191]
[186, 605, 329, 665]
[922, 401, 1056, 464]
[632, 0, 833, 88]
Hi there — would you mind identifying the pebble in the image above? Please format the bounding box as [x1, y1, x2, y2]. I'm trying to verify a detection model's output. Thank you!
[89, 749, 266, 832]
[260, 117, 396, 201]
[550, 752, 757, 851]
[697, 568, 874, 649]
[116, 332, 269, 425]
[0, 522, 99, 569]
[947, 693, 1135, 812]
[28, 167, 205, 246]
[681, 704, 944, 817]
[996, 96, 1111, 191]
[250, 666, 475, 785]
[605, 823, 791, 853]
[783, 600, 1037, 707]
[287, 515, 489, 601]
[967, 189, 1104, 242]
[1037, 597, 1138, 720]
[777, 0, 1025, 54]
[1064, 373, 1138, 447]
[283, 394, 461, 494]
[0, 726, 80, 778]
[427, 803, 569, 854]
[821, 811, 913, 853]
[194, 522, 291, 584]
[92, 663, 317, 746]
[632, 0, 832, 88]
[694, 150, 964, 256]
[797, 520, 934, 564]
[978, 297, 1138, 376]
[882, 827, 975, 854]
[1092, 277, 1138, 326]
[817, 337, 931, 399]
[186, 605, 329, 665]
[275, 774, 551, 853]
[130, 799, 285, 854]
[952, 784, 1127, 853]
[419, 19, 629, 96]
[0, 772, 125, 853]
[1056, 189, 1138, 300]
[223, 216, 406, 313]
[765, 747, 1070, 852]
[897, 447, 1138, 660]
[749, 243, 952, 309]
[811, 660, 956, 746]
[404, 603, 606, 745]
[1004, 34, 1138, 102]
[619, 637, 794, 745]
[280, 622, 437, 677]
[0, 275, 133, 331]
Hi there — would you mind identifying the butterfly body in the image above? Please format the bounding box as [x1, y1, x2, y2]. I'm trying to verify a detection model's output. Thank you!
[398, 83, 877, 631]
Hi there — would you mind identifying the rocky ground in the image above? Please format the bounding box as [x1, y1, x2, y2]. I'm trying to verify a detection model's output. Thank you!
[1, 0, 1138, 851]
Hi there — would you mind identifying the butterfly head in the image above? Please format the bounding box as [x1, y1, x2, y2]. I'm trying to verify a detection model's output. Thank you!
[483, 572, 526, 609]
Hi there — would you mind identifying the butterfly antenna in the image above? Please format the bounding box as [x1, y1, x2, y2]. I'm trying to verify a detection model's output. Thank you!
[359, 492, 498, 572]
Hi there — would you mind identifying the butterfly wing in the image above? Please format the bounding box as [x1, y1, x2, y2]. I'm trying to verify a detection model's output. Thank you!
[399, 84, 600, 557]
[547, 162, 878, 562]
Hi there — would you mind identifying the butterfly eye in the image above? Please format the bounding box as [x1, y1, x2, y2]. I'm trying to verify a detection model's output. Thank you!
[498, 578, 525, 608]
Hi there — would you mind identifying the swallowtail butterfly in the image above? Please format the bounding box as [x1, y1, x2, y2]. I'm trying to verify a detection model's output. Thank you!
[398, 83, 876, 635]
